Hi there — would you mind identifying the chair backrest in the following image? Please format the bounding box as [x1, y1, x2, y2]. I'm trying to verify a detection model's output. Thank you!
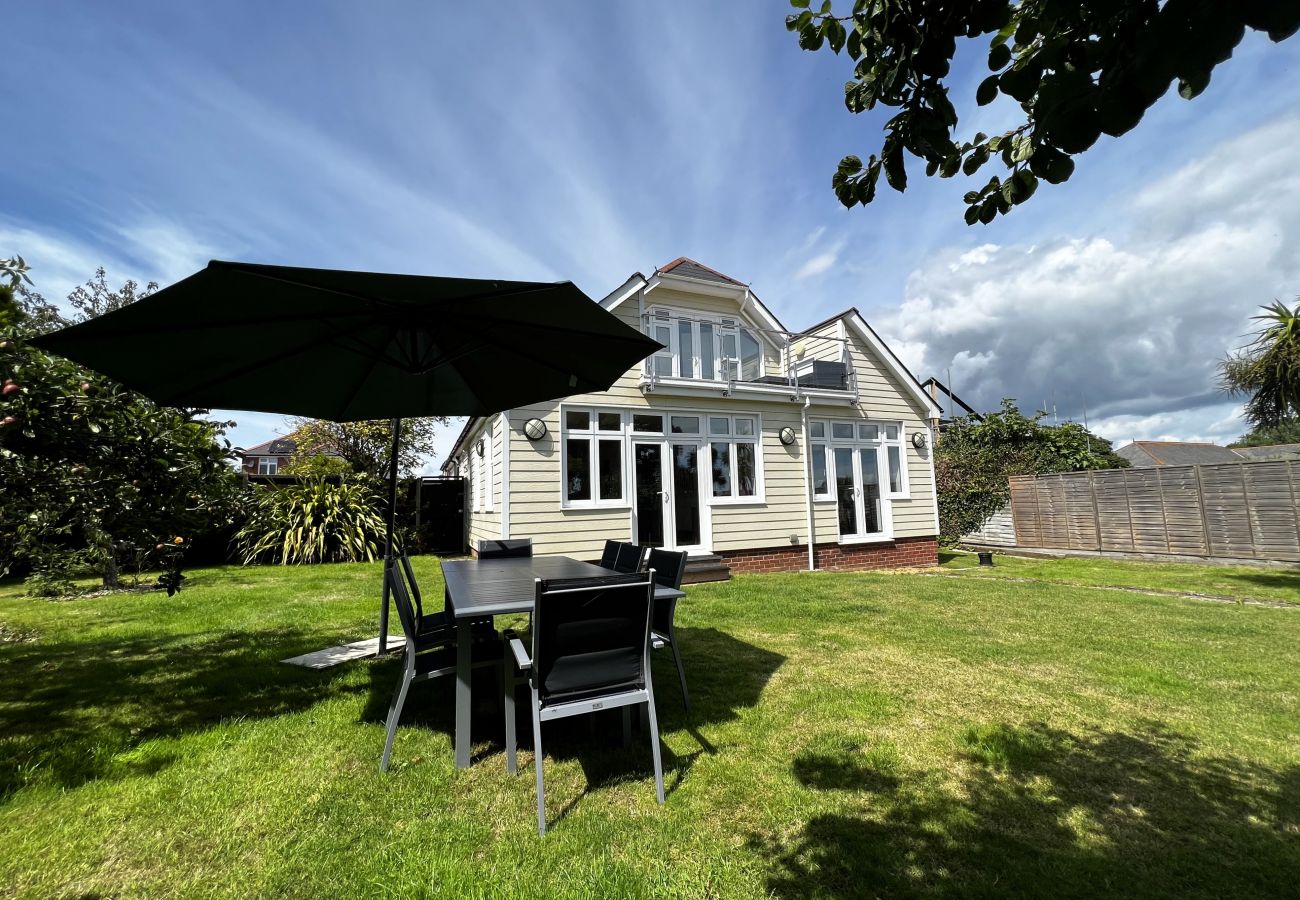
[397, 553, 424, 623]
[612, 542, 645, 574]
[645, 548, 687, 590]
[478, 538, 533, 559]
[386, 564, 420, 644]
[598, 539, 620, 569]
[531, 572, 655, 705]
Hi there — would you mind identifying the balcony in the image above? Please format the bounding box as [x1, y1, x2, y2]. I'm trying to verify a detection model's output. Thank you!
[640, 358, 855, 403]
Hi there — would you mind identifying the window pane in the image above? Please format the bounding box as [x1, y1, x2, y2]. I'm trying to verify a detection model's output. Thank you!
[597, 411, 621, 431]
[834, 447, 858, 536]
[885, 424, 899, 441]
[859, 423, 879, 441]
[566, 438, 591, 501]
[832, 423, 854, 440]
[709, 417, 729, 435]
[810, 422, 825, 438]
[861, 448, 882, 533]
[888, 446, 902, 494]
[678, 321, 694, 378]
[633, 413, 663, 433]
[711, 442, 731, 497]
[565, 410, 590, 431]
[734, 417, 754, 436]
[739, 328, 761, 381]
[721, 331, 737, 380]
[812, 444, 828, 494]
[598, 439, 623, 500]
[736, 442, 756, 496]
[654, 354, 673, 377]
[670, 416, 700, 434]
[699, 323, 715, 379]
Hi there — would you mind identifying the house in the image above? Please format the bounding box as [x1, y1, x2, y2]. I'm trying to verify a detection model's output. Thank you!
[442, 257, 942, 576]
[237, 437, 297, 476]
[1116, 440, 1244, 467]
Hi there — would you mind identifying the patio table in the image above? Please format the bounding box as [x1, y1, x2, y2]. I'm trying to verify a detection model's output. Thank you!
[441, 555, 686, 768]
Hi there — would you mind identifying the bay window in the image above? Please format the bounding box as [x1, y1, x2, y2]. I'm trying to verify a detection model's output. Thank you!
[562, 407, 626, 506]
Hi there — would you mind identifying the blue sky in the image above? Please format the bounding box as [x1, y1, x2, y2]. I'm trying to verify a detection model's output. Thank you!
[6, 2, 1300, 464]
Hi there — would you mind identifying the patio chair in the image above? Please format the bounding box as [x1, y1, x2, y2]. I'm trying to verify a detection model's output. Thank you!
[380, 564, 498, 772]
[397, 551, 494, 643]
[645, 548, 691, 711]
[477, 538, 533, 559]
[502, 572, 665, 835]
[599, 539, 620, 569]
[611, 541, 646, 574]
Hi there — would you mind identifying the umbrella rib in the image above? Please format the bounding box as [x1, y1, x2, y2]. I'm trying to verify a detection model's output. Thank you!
[158, 319, 380, 404]
[336, 322, 400, 421]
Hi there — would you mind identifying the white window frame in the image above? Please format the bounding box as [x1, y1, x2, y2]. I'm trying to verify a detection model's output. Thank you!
[256, 457, 278, 475]
[644, 306, 766, 383]
[811, 419, 909, 501]
[483, 421, 495, 512]
[705, 413, 765, 505]
[560, 405, 629, 510]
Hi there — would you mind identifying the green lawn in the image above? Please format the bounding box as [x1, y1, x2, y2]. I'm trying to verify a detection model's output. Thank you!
[1, 556, 1297, 898]
[939, 549, 1300, 605]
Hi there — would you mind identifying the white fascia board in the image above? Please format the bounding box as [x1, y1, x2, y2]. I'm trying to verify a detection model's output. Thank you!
[640, 376, 856, 405]
[842, 311, 942, 420]
[599, 274, 649, 312]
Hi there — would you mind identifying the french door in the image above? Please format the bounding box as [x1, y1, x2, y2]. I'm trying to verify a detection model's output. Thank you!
[833, 445, 889, 540]
[633, 439, 706, 552]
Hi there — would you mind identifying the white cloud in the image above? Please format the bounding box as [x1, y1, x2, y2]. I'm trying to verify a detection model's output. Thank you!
[795, 251, 838, 280]
[875, 114, 1300, 446]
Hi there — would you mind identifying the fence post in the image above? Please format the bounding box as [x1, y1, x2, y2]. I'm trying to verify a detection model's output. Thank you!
[1238, 462, 1257, 558]
[1155, 468, 1172, 555]
[1194, 465, 1212, 556]
[1088, 470, 1102, 551]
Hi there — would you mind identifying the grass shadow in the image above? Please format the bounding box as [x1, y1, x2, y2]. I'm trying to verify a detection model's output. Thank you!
[755, 721, 1300, 899]
[0, 625, 361, 798]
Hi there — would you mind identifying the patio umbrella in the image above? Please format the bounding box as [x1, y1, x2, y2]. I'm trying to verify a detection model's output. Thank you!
[32, 260, 661, 650]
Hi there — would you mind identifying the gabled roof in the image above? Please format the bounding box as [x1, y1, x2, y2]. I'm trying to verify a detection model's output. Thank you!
[801, 309, 941, 420]
[1230, 443, 1300, 461]
[240, 437, 296, 457]
[1116, 441, 1242, 467]
[657, 257, 746, 286]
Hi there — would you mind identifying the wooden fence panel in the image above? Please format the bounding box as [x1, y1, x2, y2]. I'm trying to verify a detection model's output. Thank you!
[1009, 476, 1041, 548]
[1125, 467, 1170, 553]
[1199, 464, 1255, 558]
[1004, 459, 1300, 563]
[1065, 475, 1100, 550]
[1243, 461, 1300, 561]
[1094, 469, 1134, 552]
[1157, 466, 1208, 556]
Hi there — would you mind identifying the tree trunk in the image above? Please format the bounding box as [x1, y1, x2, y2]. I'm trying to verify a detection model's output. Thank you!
[102, 547, 119, 589]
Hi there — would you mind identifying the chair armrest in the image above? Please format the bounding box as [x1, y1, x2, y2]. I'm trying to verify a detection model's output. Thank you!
[504, 630, 532, 670]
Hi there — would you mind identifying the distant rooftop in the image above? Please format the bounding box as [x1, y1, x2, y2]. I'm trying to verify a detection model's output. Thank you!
[1116, 440, 1242, 467]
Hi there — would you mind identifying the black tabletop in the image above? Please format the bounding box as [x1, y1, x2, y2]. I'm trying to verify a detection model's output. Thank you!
[441, 556, 684, 619]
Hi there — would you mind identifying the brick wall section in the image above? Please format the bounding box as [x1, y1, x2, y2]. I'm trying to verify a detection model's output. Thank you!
[717, 535, 938, 574]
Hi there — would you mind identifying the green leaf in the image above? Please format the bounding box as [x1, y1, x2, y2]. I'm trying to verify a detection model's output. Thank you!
[988, 43, 1011, 70]
[846, 27, 861, 59]
[1178, 69, 1212, 99]
[789, 0, 809, 7]
[838, 154, 863, 175]
[978, 199, 998, 224]
[819, 0, 831, 12]
[883, 145, 907, 192]
[827, 18, 846, 53]
[964, 204, 981, 226]
[976, 75, 999, 106]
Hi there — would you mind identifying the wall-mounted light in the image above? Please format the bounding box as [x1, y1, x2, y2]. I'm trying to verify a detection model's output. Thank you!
[779, 426, 797, 446]
[911, 431, 928, 450]
[476, 439, 485, 456]
[523, 417, 548, 441]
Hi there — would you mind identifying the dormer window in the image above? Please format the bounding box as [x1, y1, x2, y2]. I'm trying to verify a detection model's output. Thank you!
[646, 307, 762, 382]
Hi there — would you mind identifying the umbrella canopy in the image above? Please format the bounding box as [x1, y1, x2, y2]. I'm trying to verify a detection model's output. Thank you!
[31, 260, 661, 655]
[31, 260, 661, 420]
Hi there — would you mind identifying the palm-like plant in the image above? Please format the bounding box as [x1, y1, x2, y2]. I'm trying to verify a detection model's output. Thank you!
[1220, 299, 1300, 427]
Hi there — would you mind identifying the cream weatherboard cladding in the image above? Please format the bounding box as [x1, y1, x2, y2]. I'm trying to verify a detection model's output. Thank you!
[448, 263, 940, 566]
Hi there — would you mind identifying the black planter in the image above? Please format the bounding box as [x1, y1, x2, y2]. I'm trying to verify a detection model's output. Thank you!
[977, 551, 994, 567]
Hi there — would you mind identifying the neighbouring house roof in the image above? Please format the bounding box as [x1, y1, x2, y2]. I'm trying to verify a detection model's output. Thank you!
[1230, 443, 1300, 461]
[239, 437, 296, 457]
[1116, 441, 1243, 467]
[920, 377, 984, 422]
[656, 257, 746, 286]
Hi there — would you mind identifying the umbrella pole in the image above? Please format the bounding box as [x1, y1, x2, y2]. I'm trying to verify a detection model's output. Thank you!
[379, 417, 402, 656]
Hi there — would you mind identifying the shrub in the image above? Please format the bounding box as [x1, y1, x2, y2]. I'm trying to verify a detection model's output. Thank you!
[236, 475, 385, 565]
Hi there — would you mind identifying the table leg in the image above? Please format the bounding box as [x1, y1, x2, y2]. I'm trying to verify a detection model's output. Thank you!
[455, 616, 473, 768]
